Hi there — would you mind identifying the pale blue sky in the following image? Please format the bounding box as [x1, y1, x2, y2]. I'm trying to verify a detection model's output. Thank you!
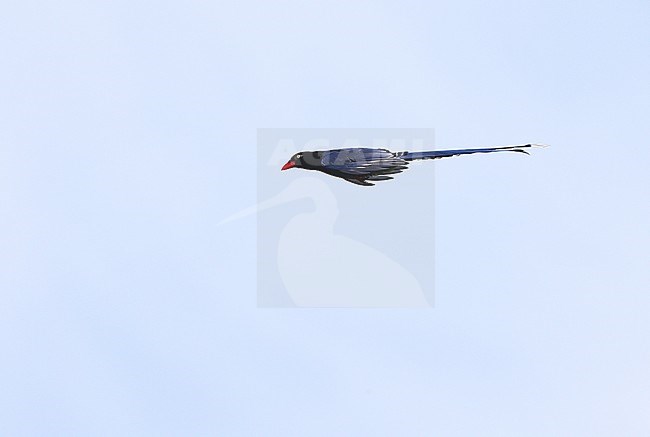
[1, 0, 649, 435]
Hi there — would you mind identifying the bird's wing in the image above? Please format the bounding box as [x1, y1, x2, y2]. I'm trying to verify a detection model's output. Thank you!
[321, 148, 409, 182]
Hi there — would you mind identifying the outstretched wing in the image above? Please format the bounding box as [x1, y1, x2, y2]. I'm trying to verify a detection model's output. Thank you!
[320, 148, 409, 185]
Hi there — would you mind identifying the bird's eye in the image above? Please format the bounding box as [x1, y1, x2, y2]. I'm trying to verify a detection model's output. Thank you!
[296, 153, 302, 159]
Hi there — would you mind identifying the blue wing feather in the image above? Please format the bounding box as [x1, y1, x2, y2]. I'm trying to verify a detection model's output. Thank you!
[320, 148, 409, 177]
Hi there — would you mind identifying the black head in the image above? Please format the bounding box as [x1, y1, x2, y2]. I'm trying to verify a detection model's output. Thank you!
[281, 151, 322, 171]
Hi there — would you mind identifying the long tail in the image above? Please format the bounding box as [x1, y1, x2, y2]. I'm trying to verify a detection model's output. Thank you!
[398, 143, 547, 161]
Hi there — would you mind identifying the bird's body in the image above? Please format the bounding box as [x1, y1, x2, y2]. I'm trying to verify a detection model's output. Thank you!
[281, 144, 544, 185]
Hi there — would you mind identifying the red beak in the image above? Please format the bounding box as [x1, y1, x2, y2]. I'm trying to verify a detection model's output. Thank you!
[281, 161, 295, 171]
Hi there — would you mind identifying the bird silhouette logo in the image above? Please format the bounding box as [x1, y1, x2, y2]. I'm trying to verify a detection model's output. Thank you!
[221, 177, 431, 307]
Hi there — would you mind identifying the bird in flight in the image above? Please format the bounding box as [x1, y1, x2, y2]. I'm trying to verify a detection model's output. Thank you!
[281, 144, 545, 186]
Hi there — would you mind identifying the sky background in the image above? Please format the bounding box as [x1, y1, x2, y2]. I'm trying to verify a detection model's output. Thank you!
[1, 0, 649, 435]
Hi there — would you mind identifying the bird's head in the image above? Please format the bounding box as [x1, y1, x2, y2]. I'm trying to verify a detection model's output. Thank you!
[281, 151, 321, 171]
[281, 152, 304, 170]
